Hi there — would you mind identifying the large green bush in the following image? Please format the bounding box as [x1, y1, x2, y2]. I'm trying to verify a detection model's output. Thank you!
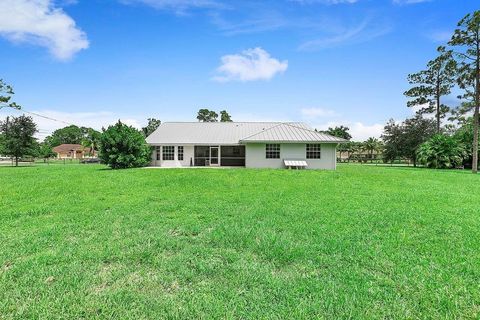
[417, 134, 467, 169]
[99, 121, 151, 169]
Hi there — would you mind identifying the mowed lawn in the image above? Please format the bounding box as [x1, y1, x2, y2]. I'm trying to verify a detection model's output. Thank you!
[1, 165, 480, 319]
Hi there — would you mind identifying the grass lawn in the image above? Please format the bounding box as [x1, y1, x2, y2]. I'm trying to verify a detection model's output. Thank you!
[1, 164, 480, 319]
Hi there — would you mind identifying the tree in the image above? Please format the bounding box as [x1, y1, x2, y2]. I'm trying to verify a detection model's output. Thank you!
[220, 110, 232, 122]
[196, 109, 218, 122]
[382, 115, 437, 166]
[363, 137, 382, 162]
[453, 117, 480, 168]
[142, 118, 161, 137]
[0, 115, 37, 166]
[45, 125, 88, 147]
[82, 128, 101, 157]
[321, 126, 352, 140]
[37, 142, 56, 162]
[449, 10, 480, 173]
[99, 121, 151, 169]
[417, 134, 467, 169]
[404, 46, 456, 133]
[0, 79, 21, 110]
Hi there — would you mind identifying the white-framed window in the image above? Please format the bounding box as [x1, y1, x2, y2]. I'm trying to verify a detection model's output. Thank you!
[162, 146, 175, 160]
[306, 144, 321, 159]
[178, 146, 184, 161]
[156, 146, 161, 161]
[266, 144, 280, 159]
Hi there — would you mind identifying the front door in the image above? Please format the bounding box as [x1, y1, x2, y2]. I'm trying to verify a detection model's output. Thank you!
[210, 147, 219, 166]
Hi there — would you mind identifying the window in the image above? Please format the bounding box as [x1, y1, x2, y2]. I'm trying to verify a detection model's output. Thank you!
[156, 146, 161, 161]
[266, 144, 280, 159]
[178, 146, 184, 161]
[162, 146, 175, 160]
[306, 144, 321, 159]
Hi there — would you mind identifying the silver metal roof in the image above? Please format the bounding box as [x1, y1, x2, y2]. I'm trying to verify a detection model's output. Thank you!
[146, 122, 345, 145]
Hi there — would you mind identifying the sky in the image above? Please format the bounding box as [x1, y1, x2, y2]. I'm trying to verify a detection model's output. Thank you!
[0, 0, 477, 141]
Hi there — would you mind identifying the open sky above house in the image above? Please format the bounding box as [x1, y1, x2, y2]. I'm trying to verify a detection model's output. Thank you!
[0, 0, 476, 141]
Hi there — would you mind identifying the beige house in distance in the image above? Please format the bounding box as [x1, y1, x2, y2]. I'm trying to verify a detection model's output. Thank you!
[146, 122, 346, 169]
[52, 144, 96, 159]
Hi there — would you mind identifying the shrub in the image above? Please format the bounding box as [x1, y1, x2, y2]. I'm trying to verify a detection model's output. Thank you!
[99, 121, 151, 169]
[417, 134, 467, 169]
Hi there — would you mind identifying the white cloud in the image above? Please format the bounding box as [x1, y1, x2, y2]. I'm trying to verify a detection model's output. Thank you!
[299, 19, 390, 51]
[0, 0, 88, 60]
[0, 109, 143, 141]
[213, 47, 288, 82]
[426, 30, 452, 43]
[119, 0, 222, 14]
[301, 107, 339, 118]
[314, 121, 384, 141]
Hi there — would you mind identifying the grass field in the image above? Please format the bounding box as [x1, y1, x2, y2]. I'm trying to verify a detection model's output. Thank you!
[1, 165, 480, 319]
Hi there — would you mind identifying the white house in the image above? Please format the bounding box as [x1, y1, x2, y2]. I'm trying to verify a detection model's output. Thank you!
[145, 122, 346, 169]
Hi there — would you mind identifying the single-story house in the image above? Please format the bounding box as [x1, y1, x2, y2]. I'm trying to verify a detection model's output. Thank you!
[146, 122, 346, 169]
[52, 144, 96, 159]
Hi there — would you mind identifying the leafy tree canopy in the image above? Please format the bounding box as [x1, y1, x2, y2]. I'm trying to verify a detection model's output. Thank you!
[220, 110, 232, 122]
[321, 126, 352, 140]
[99, 121, 151, 169]
[142, 118, 161, 137]
[417, 134, 467, 169]
[197, 109, 232, 122]
[0, 115, 37, 166]
[0, 79, 21, 110]
[45, 125, 90, 147]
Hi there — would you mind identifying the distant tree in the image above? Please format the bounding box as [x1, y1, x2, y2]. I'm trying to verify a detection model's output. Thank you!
[220, 110, 232, 122]
[404, 46, 456, 133]
[322, 126, 352, 140]
[142, 118, 161, 137]
[82, 128, 101, 156]
[453, 117, 480, 168]
[382, 115, 436, 166]
[0, 115, 37, 166]
[196, 109, 218, 122]
[99, 121, 151, 169]
[363, 137, 382, 162]
[417, 134, 467, 169]
[46, 125, 88, 147]
[0, 79, 21, 110]
[448, 10, 480, 173]
[37, 142, 56, 162]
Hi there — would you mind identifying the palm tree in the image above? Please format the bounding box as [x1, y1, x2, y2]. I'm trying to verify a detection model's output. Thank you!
[82, 129, 101, 157]
[363, 137, 381, 163]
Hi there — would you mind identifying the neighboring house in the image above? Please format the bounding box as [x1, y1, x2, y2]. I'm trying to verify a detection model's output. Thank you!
[145, 122, 346, 169]
[52, 144, 96, 159]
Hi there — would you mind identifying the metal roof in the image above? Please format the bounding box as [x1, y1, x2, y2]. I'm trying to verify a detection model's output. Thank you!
[146, 122, 345, 145]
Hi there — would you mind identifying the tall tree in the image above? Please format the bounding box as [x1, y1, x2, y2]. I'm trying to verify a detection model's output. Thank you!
[321, 126, 352, 140]
[0, 115, 37, 166]
[142, 118, 161, 137]
[196, 109, 218, 122]
[220, 110, 232, 122]
[45, 125, 88, 147]
[81, 128, 101, 156]
[404, 46, 456, 133]
[0, 79, 21, 110]
[448, 10, 480, 173]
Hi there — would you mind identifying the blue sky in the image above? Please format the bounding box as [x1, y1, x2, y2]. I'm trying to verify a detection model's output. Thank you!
[0, 0, 477, 140]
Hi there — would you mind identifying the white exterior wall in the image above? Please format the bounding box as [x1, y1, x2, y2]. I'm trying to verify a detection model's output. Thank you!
[245, 143, 337, 170]
[150, 145, 194, 167]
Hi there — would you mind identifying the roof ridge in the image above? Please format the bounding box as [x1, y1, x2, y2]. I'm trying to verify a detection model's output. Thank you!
[238, 123, 285, 141]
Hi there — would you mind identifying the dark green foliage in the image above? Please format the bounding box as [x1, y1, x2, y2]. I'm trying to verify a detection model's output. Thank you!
[448, 10, 480, 173]
[142, 118, 161, 137]
[0, 115, 37, 166]
[417, 134, 467, 169]
[45, 125, 89, 147]
[363, 137, 382, 161]
[197, 108, 219, 122]
[99, 121, 151, 169]
[81, 128, 101, 156]
[321, 126, 352, 140]
[220, 110, 232, 122]
[404, 46, 456, 133]
[0, 79, 21, 110]
[36, 142, 56, 160]
[382, 115, 437, 166]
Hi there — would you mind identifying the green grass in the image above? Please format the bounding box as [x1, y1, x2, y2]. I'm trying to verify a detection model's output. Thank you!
[1, 165, 479, 319]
